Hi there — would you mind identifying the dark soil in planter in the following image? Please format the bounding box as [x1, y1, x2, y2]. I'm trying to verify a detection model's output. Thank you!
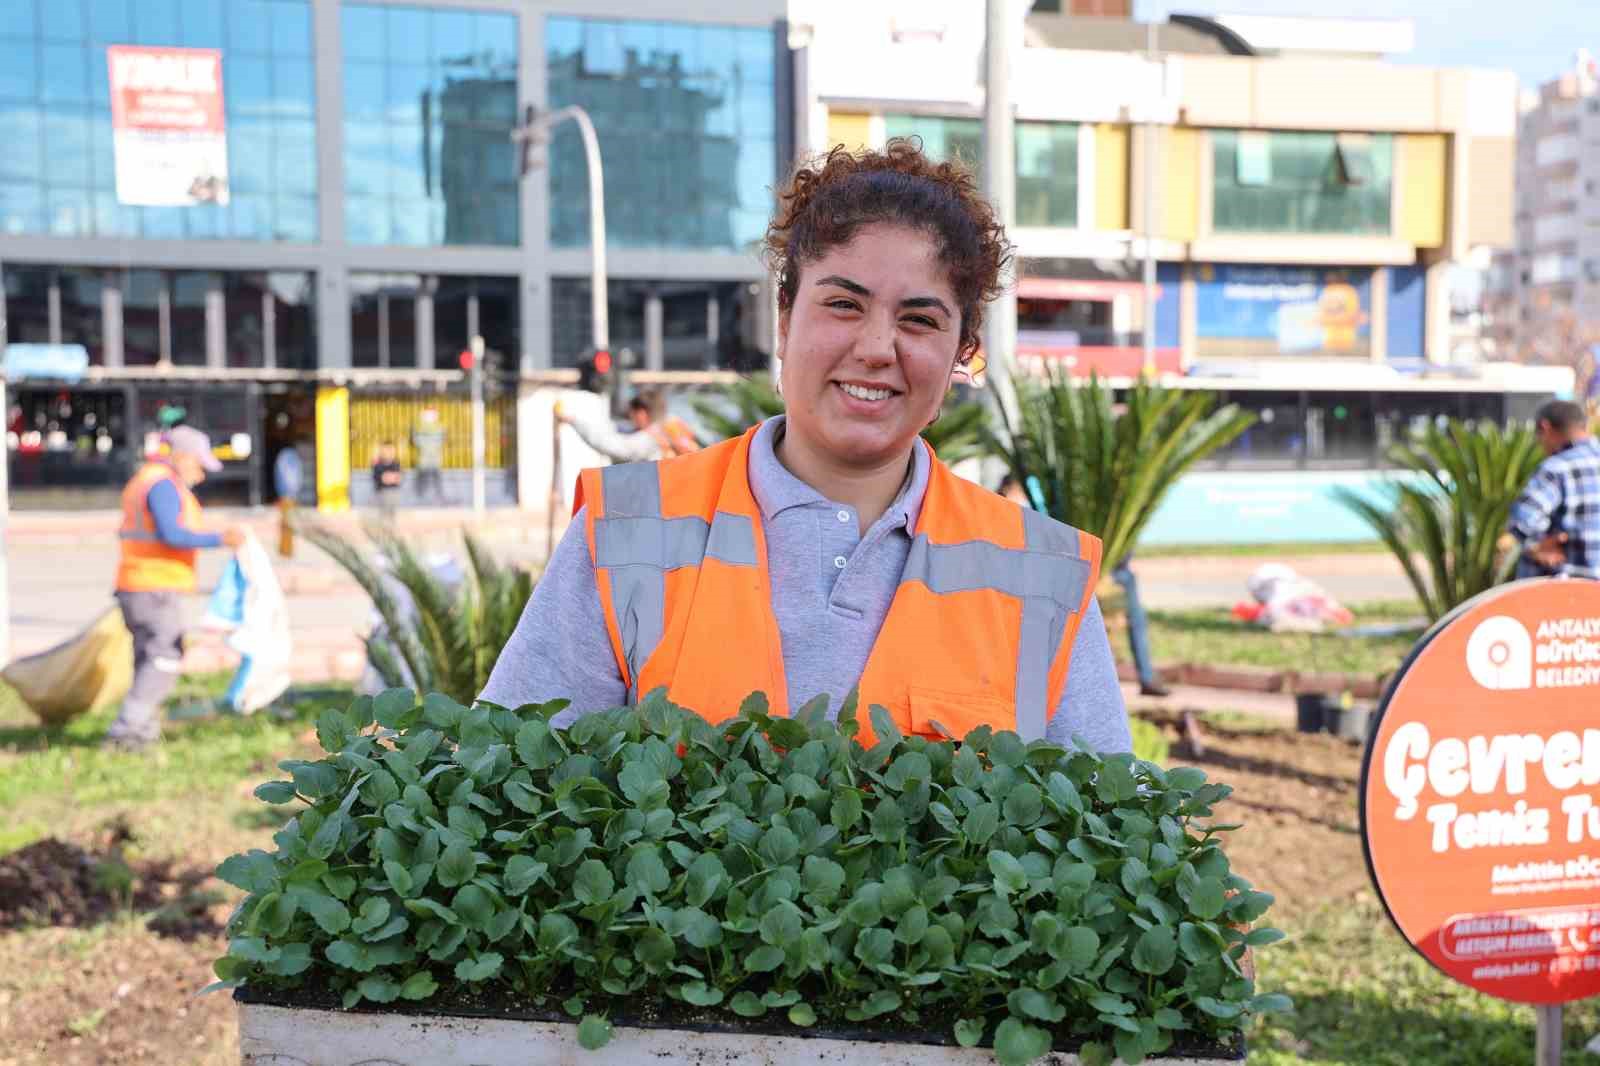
[235, 981, 1246, 1061]
[0, 824, 222, 939]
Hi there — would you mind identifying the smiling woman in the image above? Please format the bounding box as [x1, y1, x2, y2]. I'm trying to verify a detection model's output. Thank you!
[482, 140, 1131, 755]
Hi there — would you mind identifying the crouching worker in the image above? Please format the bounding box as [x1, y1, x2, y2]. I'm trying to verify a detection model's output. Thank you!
[481, 140, 1131, 754]
[104, 426, 246, 752]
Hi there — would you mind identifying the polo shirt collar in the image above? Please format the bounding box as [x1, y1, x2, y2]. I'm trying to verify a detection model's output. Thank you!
[748, 416, 929, 534]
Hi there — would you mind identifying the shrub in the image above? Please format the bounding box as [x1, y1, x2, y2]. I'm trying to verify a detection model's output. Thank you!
[216, 690, 1285, 1065]
[1333, 418, 1544, 622]
[985, 373, 1254, 571]
[298, 523, 534, 706]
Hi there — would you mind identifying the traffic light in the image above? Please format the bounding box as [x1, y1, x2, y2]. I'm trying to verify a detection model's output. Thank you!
[458, 348, 475, 372]
[577, 349, 612, 395]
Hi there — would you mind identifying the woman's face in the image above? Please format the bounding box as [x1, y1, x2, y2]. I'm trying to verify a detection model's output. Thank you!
[778, 223, 962, 472]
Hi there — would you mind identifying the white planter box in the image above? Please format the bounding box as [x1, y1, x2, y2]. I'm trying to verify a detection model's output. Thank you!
[236, 1000, 1242, 1066]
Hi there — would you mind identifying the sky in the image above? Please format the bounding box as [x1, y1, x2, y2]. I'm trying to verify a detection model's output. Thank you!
[1134, 0, 1600, 88]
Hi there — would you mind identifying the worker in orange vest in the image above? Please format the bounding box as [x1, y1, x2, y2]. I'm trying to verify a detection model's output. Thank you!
[103, 425, 246, 752]
[482, 140, 1130, 752]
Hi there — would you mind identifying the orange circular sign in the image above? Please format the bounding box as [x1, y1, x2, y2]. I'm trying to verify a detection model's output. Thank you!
[1362, 579, 1600, 1004]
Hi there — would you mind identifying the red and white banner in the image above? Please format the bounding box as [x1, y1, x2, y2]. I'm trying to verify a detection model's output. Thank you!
[107, 46, 229, 207]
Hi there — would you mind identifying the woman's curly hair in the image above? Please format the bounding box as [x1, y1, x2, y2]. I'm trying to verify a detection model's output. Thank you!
[763, 138, 1013, 360]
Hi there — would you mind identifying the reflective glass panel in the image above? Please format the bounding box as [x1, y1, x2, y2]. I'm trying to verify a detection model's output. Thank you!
[1213, 130, 1393, 235]
[343, 3, 519, 246]
[0, 0, 315, 239]
[548, 16, 776, 251]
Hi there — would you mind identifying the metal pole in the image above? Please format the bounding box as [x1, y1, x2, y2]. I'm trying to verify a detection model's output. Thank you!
[982, 0, 1020, 428]
[470, 334, 485, 515]
[1142, 17, 1159, 378]
[1536, 1004, 1562, 1066]
[555, 106, 610, 354]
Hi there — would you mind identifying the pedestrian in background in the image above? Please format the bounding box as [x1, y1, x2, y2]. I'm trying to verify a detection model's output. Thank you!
[412, 407, 447, 504]
[371, 440, 403, 523]
[273, 444, 303, 557]
[1505, 399, 1600, 578]
[105, 425, 246, 752]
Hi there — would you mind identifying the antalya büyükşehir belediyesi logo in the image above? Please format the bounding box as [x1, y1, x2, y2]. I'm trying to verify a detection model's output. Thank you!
[1465, 615, 1534, 690]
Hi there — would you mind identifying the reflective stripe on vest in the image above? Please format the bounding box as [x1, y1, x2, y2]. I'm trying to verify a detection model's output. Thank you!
[594, 462, 759, 701]
[587, 443, 1095, 737]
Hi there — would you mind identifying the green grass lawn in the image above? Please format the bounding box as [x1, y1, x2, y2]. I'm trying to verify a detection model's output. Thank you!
[0, 674, 349, 856]
[1140, 600, 1426, 677]
[1252, 900, 1600, 1065]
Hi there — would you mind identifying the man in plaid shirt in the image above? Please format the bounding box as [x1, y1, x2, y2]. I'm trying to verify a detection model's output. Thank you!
[1506, 400, 1600, 579]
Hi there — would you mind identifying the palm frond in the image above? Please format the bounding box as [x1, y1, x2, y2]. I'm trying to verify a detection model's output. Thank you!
[1333, 418, 1543, 622]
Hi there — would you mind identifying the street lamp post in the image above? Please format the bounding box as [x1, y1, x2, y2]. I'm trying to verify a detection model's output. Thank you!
[512, 105, 609, 354]
[982, 0, 1021, 431]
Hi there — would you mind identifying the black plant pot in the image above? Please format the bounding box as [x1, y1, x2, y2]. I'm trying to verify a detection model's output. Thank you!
[1295, 694, 1328, 734]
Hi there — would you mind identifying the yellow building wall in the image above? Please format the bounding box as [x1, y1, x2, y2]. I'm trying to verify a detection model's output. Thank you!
[1094, 124, 1129, 230]
[826, 111, 873, 152]
[1161, 127, 1200, 241]
[348, 392, 513, 470]
[1398, 133, 1448, 249]
[314, 386, 350, 514]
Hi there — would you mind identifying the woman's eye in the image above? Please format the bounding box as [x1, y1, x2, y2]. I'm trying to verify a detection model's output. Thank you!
[825, 299, 859, 312]
[903, 315, 938, 329]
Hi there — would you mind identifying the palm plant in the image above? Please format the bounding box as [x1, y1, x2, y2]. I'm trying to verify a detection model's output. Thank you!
[690, 374, 991, 462]
[984, 372, 1254, 571]
[299, 521, 534, 705]
[1332, 419, 1543, 622]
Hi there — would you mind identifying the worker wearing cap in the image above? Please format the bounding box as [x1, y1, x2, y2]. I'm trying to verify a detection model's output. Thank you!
[105, 425, 246, 751]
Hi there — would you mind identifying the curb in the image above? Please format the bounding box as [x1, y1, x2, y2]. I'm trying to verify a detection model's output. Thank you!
[1116, 660, 1388, 699]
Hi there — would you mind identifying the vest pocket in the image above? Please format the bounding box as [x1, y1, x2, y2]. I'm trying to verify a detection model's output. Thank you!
[908, 687, 1013, 745]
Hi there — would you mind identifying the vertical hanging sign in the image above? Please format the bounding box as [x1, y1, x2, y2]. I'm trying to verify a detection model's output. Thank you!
[107, 45, 230, 207]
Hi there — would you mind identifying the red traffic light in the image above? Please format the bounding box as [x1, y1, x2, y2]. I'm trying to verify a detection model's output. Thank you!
[458, 349, 475, 371]
[593, 349, 612, 374]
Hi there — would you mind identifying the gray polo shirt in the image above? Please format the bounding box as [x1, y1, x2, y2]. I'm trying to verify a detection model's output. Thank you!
[481, 416, 1131, 753]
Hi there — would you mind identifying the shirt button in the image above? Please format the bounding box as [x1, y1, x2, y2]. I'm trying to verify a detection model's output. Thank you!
[837, 510, 850, 522]
[833, 555, 847, 569]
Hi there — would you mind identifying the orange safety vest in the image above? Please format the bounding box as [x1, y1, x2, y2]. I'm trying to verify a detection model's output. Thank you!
[116, 462, 206, 593]
[643, 417, 702, 459]
[574, 427, 1103, 746]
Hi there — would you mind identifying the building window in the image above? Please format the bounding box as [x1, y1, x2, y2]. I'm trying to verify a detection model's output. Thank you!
[0, 0, 316, 240]
[343, 3, 519, 246]
[546, 17, 777, 251]
[431, 275, 520, 374]
[222, 271, 317, 369]
[1211, 130, 1393, 236]
[350, 273, 422, 367]
[882, 115, 1080, 228]
[551, 277, 765, 371]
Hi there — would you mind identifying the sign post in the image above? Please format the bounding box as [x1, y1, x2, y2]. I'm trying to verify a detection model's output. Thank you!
[1362, 579, 1600, 1061]
[467, 335, 486, 516]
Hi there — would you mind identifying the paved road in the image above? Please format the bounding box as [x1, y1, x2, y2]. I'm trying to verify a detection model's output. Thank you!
[4, 507, 1411, 680]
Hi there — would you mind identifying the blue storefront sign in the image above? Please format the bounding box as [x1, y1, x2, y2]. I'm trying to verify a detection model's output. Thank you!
[3, 343, 90, 382]
[1195, 264, 1373, 359]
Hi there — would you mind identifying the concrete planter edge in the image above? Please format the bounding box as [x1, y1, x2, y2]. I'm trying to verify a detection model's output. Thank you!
[236, 999, 1244, 1066]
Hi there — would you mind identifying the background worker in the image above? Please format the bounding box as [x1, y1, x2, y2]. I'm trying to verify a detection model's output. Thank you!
[1504, 399, 1600, 579]
[104, 426, 246, 751]
[555, 387, 700, 462]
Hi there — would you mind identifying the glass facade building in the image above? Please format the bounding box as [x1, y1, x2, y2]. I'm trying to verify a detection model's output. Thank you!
[341, 2, 519, 246]
[0, 0, 791, 508]
[0, 0, 317, 241]
[546, 17, 777, 251]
